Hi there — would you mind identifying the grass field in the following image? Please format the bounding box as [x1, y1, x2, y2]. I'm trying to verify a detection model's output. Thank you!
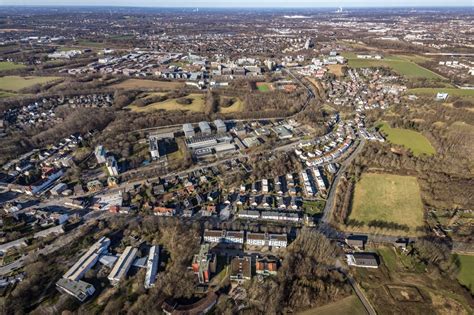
[112, 79, 184, 90]
[128, 93, 205, 113]
[407, 88, 474, 98]
[349, 173, 425, 233]
[0, 61, 26, 71]
[219, 97, 244, 114]
[0, 91, 16, 98]
[456, 255, 474, 294]
[0, 75, 60, 92]
[256, 82, 272, 92]
[379, 123, 435, 156]
[298, 295, 367, 315]
[343, 53, 443, 79]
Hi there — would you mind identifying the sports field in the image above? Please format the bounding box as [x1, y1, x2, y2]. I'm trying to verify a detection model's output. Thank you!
[349, 173, 425, 233]
[343, 53, 443, 79]
[0, 61, 26, 71]
[0, 76, 60, 92]
[112, 79, 184, 90]
[408, 88, 474, 98]
[379, 123, 435, 156]
[456, 255, 474, 294]
[298, 295, 367, 315]
[128, 93, 205, 113]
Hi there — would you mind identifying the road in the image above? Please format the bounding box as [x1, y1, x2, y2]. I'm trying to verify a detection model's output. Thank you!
[321, 138, 366, 224]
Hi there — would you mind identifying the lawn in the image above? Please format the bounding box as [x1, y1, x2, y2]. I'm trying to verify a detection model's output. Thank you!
[112, 78, 184, 90]
[256, 82, 272, 92]
[0, 61, 26, 71]
[0, 76, 60, 92]
[298, 295, 367, 315]
[343, 53, 443, 79]
[128, 93, 205, 113]
[456, 254, 474, 294]
[407, 88, 474, 98]
[349, 173, 425, 234]
[219, 97, 244, 114]
[379, 123, 435, 156]
[303, 200, 326, 215]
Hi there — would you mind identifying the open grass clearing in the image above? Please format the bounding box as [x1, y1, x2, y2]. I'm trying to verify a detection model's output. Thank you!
[342, 52, 444, 79]
[0, 91, 17, 98]
[349, 173, 425, 234]
[219, 96, 244, 113]
[128, 93, 205, 113]
[0, 61, 26, 71]
[0, 75, 61, 92]
[378, 122, 435, 156]
[112, 79, 184, 90]
[256, 82, 273, 92]
[455, 254, 474, 294]
[327, 64, 345, 76]
[407, 88, 474, 98]
[297, 295, 367, 315]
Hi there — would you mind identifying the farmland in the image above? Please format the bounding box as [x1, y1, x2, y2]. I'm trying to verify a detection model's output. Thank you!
[298, 295, 367, 315]
[128, 93, 205, 113]
[0, 61, 26, 71]
[456, 254, 474, 294]
[112, 78, 184, 90]
[343, 53, 443, 79]
[349, 173, 425, 234]
[379, 123, 436, 156]
[0, 76, 60, 92]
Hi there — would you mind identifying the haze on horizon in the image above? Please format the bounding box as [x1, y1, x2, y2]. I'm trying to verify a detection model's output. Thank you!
[0, 0, 472, 8]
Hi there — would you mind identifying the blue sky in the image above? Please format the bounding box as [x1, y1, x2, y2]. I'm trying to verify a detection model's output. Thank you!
[0, 0, 472, 7]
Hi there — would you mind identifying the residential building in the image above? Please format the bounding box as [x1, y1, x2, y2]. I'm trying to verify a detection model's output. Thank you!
[149, 137, 160, 160]
[268, 234, 288, 248]
[230, 256, 252, 283]
[213, 119, 227, 133]
[225, 231, 245, 244]
[183, 123, 195, 138]
[246, 232, 267, 246]
[192, 244, 216, 284]
[199, 121, 211, 135]
[106, 156, 119, 176]
[203, 229, 225, 243]
[94, 145, 107, 164]
[346, 253, 379, 268]
[255, 258, 278, 276]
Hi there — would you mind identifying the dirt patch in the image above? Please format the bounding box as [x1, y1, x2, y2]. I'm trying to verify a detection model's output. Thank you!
[387, 285, 424, 302]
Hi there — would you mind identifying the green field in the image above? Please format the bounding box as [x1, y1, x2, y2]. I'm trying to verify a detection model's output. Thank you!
[256, 82, 272, 92]
[350, 173, 425, 234]
[0, 61, 26, 71]
[408, 88, 474, 98]
[0, 91, 16, 98]
[456, 255, 474, 294]
[379, 123, 435, 156]
[0, 75, 60, 92]
[298, 295, 367, 315]
[128, 93, 205, 113]
[343, 53, 443, 79]
[112, 78, 184, 90]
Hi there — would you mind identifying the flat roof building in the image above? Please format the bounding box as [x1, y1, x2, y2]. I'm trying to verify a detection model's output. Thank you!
[63, 237, 110, 281]
[144, 246, 160, 289]
[108, 246, 138, 285]
[56, 278, 95, 302]
[198, 121, 211, 135]
[230, 256, 252, 283]
[213, 119, 227, 133]
[183, 123, 195, 138]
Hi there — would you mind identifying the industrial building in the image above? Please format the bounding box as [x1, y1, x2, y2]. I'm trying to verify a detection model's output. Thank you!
[63, 237, 111, 281]
[108, 246, 138, 285]
[198, 121, 211, 135]
[183, 123, 195, 138]
[213, 119, 227, 133]
[144, 246, 160, 289]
